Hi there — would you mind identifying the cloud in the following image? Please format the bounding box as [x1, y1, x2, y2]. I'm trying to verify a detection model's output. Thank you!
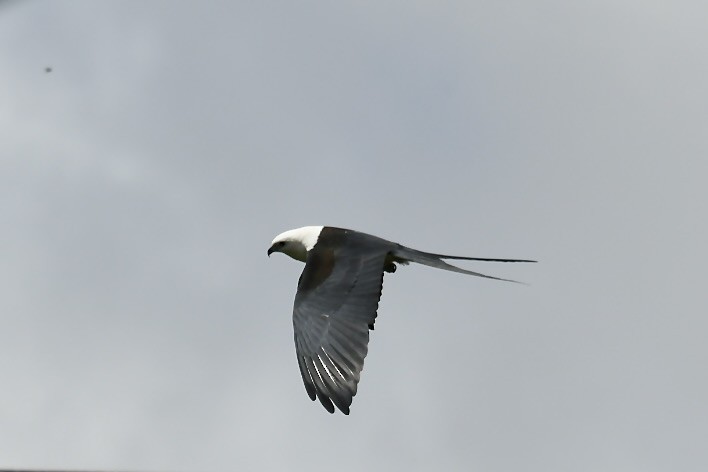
[1, 1, 707, 471]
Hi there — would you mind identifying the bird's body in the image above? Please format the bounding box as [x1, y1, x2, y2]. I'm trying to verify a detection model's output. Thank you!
[268, 226, 534, 414]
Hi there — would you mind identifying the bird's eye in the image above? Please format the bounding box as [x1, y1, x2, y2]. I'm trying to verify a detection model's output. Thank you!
[278, 241, 286, 247]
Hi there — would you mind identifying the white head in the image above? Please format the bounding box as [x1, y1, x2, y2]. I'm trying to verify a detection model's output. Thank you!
[267, 226, 324, 262]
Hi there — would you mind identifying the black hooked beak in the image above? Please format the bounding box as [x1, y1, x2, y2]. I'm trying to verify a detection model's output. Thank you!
[267, 246, 274, 257]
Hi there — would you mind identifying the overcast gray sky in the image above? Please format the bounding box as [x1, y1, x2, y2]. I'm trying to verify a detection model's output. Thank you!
[2, 1, 707, 471]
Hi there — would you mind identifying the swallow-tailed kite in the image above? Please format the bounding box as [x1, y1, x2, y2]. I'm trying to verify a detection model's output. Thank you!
[268, 226, 535, 414]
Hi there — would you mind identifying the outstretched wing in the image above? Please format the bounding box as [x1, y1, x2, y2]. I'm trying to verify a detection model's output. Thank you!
[292, 229, 393, 414]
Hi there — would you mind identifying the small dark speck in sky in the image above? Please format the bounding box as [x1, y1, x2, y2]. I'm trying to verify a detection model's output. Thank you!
[45, 66, 52, 73]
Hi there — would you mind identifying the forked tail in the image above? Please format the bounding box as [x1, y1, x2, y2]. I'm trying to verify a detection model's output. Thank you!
[392, 246, 536, 284]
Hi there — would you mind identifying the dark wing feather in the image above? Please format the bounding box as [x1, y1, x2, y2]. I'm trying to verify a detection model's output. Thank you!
[293, 229, 393, 414]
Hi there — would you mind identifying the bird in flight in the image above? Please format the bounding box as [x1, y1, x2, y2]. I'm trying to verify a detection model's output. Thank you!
[268, 226, 535, 414]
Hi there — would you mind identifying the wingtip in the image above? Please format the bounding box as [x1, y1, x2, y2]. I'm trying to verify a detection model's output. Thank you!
[320, 396, 335, 413]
